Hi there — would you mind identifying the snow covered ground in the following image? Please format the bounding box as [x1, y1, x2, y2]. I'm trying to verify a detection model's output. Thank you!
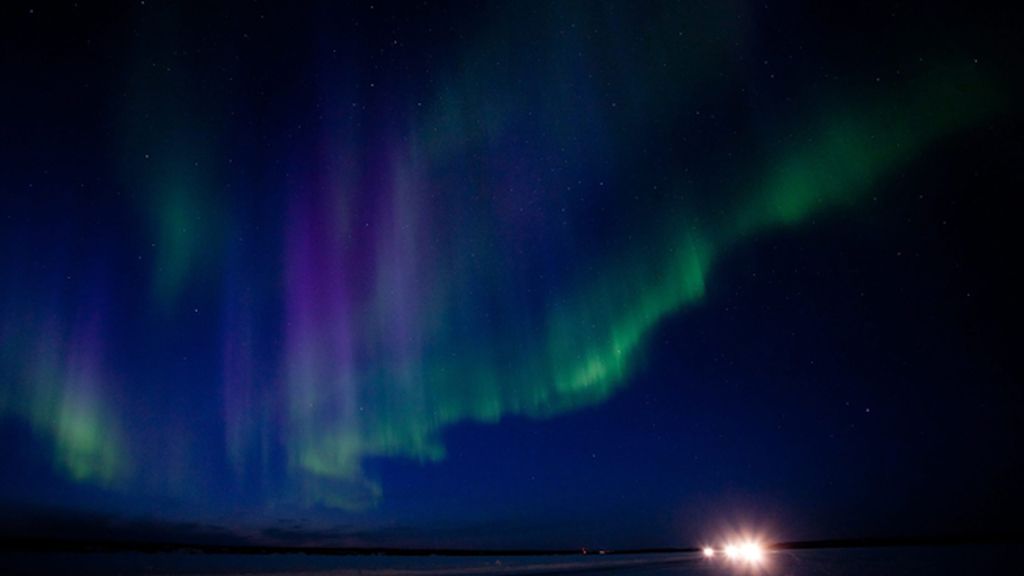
[2, 545, 1018, 575]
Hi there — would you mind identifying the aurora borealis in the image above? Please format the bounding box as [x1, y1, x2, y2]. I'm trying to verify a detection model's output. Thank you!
[2, 0, 1022, 551]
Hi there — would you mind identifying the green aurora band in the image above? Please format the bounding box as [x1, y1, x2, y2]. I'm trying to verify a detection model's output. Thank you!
[286, 64, 998, 508]
[0, 62, 997, 509]
[0, 1, 1000, 510]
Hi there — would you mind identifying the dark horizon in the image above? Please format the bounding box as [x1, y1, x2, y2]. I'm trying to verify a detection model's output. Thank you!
[2, 0, 1022, 556]
[3, 515, 1018, 557]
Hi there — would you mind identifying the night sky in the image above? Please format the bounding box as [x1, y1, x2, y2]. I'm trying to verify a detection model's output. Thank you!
[1, 1, 1021, 551]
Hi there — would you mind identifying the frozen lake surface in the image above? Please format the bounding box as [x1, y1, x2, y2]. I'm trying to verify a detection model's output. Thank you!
[2, 545, 1018, 575]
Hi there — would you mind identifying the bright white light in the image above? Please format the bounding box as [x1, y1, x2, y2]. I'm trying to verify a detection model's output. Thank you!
[740, 542, 763, 562]
[719, 541, 764, 563]
[703, 546, 715, 558]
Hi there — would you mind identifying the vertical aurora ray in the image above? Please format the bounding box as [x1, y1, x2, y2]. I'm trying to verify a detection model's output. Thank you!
[283, 141, 374, 508]
[0, 294, 127, 487]
[117, 3, 229, 309]
[363, 140, 444, 459]
[52, 315, 125, 484]
[221, 237, 272, 486]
